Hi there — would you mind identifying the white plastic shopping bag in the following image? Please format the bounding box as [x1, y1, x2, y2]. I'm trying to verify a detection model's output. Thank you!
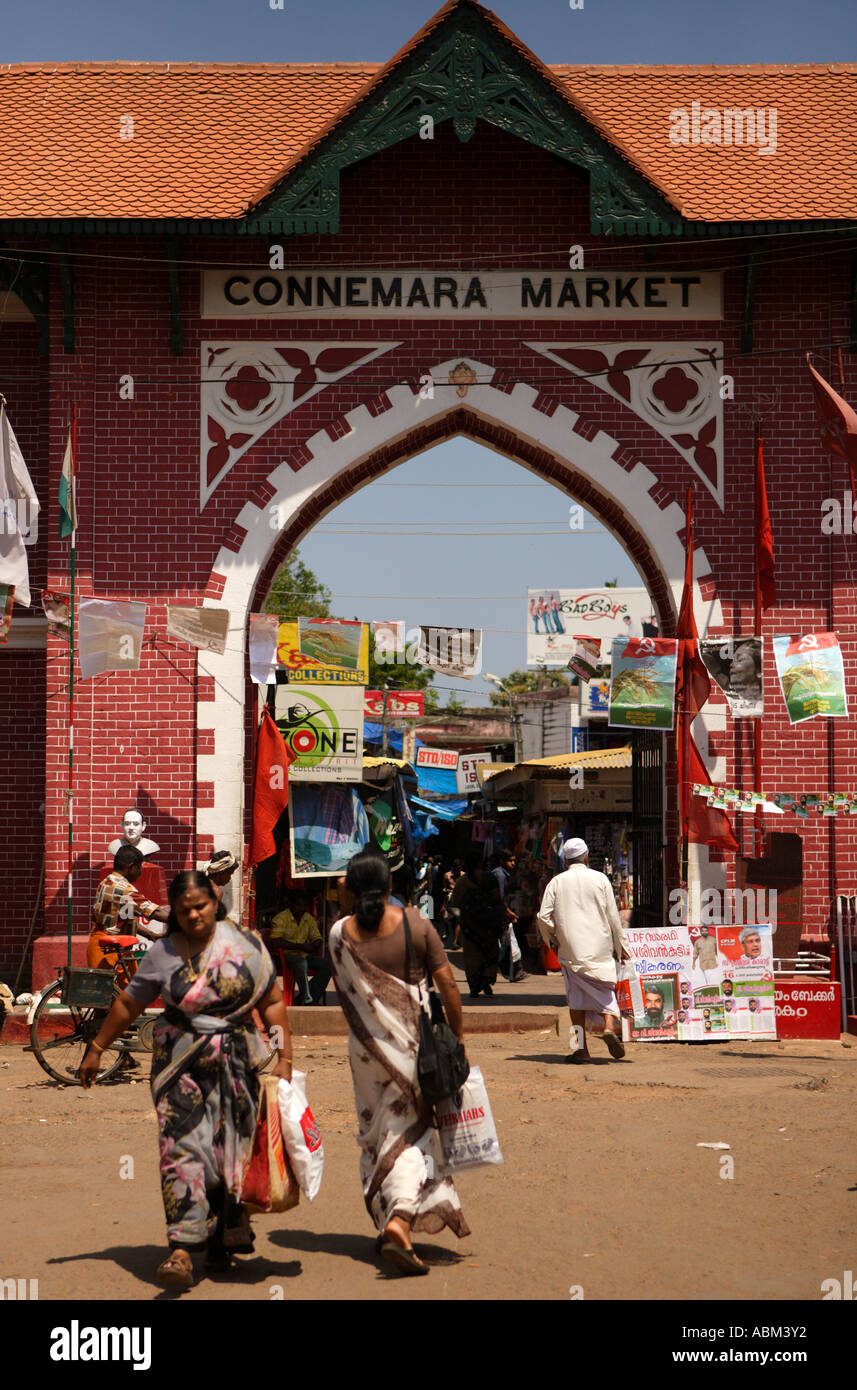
[277, 1070, 324, 1201]
[435, 1066, 503, 1174]
[616, 960, 644, 1019]
[507, 924, 522, 965]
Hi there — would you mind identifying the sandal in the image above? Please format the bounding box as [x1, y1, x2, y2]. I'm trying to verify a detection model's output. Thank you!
[379, 1242, 429, 1277]
[156, 1249, 194, 1289]
[566, 1051, 593, 1064]
[603, 1030, 626, 1060]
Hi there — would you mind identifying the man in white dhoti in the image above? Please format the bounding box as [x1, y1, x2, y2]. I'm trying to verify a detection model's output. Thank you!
[537, 838, 630, 1063]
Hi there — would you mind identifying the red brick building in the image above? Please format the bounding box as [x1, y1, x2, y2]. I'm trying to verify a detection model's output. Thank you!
[2, 0, 856, 980]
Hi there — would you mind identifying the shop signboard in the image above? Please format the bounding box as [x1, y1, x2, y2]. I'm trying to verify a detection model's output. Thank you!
[416, 745, 459, 771]
[274, 683, 363, 781]
[774, 978, 841, 1039]
[457, 751, 493, 794]
[364, 689, 425, 718]
[526, 587, 653, 669]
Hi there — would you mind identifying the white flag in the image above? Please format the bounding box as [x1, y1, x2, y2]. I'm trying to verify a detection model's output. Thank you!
[0, 401, 40, 607]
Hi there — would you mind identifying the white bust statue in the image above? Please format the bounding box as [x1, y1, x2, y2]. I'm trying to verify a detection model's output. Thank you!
[108, 808, 160, 858]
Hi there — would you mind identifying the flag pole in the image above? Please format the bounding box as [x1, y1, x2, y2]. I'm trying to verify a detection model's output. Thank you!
[66, 405, 77, 967]
[753, 423, 764, 859]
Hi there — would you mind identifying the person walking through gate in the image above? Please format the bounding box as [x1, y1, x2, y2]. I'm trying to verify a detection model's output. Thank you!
[328, 848, 470, 1276]
[79, 870, 292, 1290]
[537, 838, 630, 1063]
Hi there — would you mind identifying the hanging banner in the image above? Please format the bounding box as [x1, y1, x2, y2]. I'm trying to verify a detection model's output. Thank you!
[416, 626, 482, 680]
[167, 605, 230, 655]
[364, 689, 425, 718]
[585, 677, 610, 715]
[78, 598, 146, 679]
[773, 632, 848, 723]
[274, 682, 363, 781]
[699, 637, 763, 718]
[277, 618, 369, 684]
[623, 924, 777, 1042]
[0, 582, 14, 644]
[249, 613, 279, 685]
[566, 636, 601, 683]
[41, 589, 70, 642]
[527, 587, 653, 668]
[608, 636, 678, 730]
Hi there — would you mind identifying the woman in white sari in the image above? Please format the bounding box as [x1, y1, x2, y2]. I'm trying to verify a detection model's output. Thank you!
[329, 848, 470, 1276]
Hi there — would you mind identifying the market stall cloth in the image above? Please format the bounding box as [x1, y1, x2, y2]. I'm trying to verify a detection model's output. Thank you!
[289, 783, 370, 874]
[408, 794, 469, 822]
[363, 720, 404, 753]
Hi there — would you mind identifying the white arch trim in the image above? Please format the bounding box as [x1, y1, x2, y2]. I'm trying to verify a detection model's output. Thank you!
[195, 357, 726, 878]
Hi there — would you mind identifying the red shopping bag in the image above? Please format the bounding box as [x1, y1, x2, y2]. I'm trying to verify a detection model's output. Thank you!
[541, 941, 561, 973]
[243, 1077, 300, 1214]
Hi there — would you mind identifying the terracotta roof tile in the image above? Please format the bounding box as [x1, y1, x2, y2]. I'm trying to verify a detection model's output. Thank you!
[0, 42, 854, 223]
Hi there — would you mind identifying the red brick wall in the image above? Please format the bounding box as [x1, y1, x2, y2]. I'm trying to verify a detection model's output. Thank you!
[4, 121, 856, 974]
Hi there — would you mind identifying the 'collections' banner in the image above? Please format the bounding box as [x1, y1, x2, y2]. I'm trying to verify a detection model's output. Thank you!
[277, 618, 369, 685]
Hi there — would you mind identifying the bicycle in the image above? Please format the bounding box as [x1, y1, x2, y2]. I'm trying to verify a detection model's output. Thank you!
[28, 939, 279, 1085]
[28, 940, 159, 1085]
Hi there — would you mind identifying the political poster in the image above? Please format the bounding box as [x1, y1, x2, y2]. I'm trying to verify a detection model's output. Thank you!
[566, 636, 601, 682]
[249, 613, 278, 685]
[416, 626, 482, 680]
[0, 582, 14, 644]
[526, 587, 653, 668]
[699, 637, 763, 718]
[274, 683, 363, 781]
[772, 632, 848, 723]
[277, 618, 369, 684]
[623, 924, 777, 1042]
[167, 605, 230, 655]
[41, 589, 70, 642]
[78, 598, 146, 679]
[608, 636, 678, 730]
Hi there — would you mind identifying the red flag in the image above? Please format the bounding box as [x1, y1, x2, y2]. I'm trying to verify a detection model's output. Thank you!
[250, 708, 295, 865]
[687, 738, 738, 852]
[675, 487, 711, 842]
[755, 436, 776, 611]
[807, 356, 857, 466]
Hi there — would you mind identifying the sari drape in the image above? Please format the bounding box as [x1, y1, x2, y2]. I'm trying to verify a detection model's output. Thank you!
[147, 921, 274, 1248]
[328, 918, 470, 1239]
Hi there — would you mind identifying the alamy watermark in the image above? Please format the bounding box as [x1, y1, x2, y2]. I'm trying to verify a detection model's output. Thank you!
[669, 103, 777, 156]
[668, 886, 778, 927]
[1, 499, 38, 545]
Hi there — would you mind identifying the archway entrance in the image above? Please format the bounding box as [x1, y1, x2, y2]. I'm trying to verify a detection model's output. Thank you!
[198, 359, 726, 913]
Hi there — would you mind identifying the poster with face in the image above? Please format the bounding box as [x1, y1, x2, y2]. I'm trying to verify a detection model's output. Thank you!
[624, 924, 777, 1042]
[699, 637, 763, 718]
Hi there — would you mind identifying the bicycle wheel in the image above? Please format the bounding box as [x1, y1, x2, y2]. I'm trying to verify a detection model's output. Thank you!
[29, 980, 125, 1085]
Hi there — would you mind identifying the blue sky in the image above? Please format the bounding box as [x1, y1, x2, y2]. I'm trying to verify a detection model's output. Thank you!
[9, 0, 852, 702]
[4, 0, 854, 64]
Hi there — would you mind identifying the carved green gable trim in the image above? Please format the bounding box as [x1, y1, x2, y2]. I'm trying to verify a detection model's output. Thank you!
[255, 5, 674, 236]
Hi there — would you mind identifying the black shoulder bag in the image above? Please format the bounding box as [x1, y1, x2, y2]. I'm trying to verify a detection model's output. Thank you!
[402, 909, 469, 1107]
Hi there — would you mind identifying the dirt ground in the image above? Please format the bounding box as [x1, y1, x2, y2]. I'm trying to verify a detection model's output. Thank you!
[1, 1018, 855, 1304]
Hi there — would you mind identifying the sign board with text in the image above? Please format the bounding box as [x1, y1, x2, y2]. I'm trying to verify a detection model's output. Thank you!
[364, 690, 425, 719]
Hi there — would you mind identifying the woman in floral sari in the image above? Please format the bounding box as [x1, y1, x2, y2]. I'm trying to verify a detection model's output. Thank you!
[79, 870, 292, 1290]
[329, 847, 471, 1277]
